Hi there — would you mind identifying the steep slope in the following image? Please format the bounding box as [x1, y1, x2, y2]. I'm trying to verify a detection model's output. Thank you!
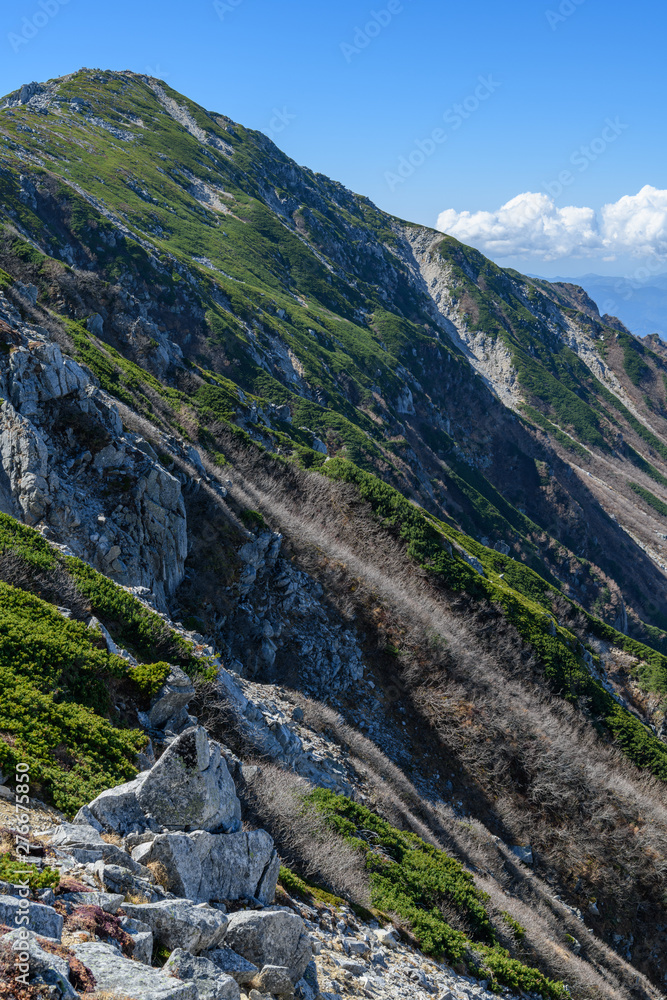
[1, 68, 667, 996]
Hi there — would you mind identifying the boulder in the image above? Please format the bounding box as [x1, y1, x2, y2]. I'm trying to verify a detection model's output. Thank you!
[121, 899, 228, 953]
[75, 773, 152, 836]
[73, 940, 197, 999]
[0, 929, 77, 998]
[254, 965, 294, 995]
[207, 946, 258, 984]
[60, 891, 124, 913]
[79, 727, 242, 837]
[134, 828, 279, 904]
[224, 910, 312, 983]
[0, 895, 63, 941]
[148, 665, 195, 730]
[137, 727, 241, 834]
[118, 914, 153, 964]
[52, 823, 153, 875]
[93, 862, 162, 903]
[163, 949, 240, 1000]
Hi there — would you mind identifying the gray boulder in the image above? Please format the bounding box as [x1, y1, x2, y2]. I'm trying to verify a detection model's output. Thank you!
[73, 940, 197, 999]
[224, 910, 312, 983]
[75, 773, 152, 836]
[121, 898, 228, 953]
[0, 929, 76, 998]
[52, 822, 153, 875]
[0, 895, 63, 941]
[148, 665, 195, 729]
[163, 949, 240, 999]
[93, 861, 162, 903]
[255, 965, 294, 995]
[78, 727, 242, 838]
[137, 727, 241, 834]
[118, 914, 153, 964]
[134, 828, 279, 904]
[60, 891, 124, 913]
[207, 946, 258, 984]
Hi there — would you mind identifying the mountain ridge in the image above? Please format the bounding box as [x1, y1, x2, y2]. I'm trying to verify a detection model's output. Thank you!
[2, 67, 667, 995]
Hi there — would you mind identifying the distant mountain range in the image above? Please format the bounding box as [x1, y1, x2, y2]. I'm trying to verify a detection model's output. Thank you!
[555, 272, 667, 338]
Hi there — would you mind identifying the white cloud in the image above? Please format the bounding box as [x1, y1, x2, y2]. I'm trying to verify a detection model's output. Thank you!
[436, 186, 667, 262]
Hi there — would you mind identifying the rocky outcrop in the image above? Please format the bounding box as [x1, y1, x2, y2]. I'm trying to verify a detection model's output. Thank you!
[220, 529, 365, 697]
[134, 829, 279, 906]
[0, 292, 187, 607]
[78, 727, 242, 837]
[73, 940, 198, 999]
[224, 910, 312, 984]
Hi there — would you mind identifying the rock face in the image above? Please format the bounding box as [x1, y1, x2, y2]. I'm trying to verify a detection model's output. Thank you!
[147, 665, 196, 730]
[221, 530, 365, 697]
[135, 829, 279, 905]
[136, 726, 241, 833]
[0, 895, 63, 941]
[224, 910, 312, 983]
[121, 899, 228, 953]
[73, 940, 198, 999]
[163, 949, 241, 1000]
[80, 726, 242, 836]
[0, 293, 187, 607]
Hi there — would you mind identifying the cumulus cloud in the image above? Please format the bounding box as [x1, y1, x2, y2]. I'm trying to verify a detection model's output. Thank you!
[436, 186, 667, 262]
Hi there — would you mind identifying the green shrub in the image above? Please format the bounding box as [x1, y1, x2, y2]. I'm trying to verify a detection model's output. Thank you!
[240, 509, 265, 529]
[127, 661, 171, 698]
[0, 853, 60, 892]
[308, 790, 566, 999]
[629, 481, 667, 517]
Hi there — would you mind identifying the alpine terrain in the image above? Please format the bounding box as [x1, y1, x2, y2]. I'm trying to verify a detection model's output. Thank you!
[1, 69, 667, 1000]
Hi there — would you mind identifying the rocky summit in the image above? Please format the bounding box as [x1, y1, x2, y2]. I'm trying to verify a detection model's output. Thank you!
[1, 68, 667, 1000]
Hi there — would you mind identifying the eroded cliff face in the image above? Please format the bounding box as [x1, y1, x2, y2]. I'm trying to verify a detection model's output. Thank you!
[0, 290, 187, 606]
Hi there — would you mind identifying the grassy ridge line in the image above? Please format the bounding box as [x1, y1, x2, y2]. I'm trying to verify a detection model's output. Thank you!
[320, 458, 667, 780]
[307, 789, 567, 1000]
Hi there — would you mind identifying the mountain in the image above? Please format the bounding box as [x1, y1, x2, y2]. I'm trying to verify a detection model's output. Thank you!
[2, 68, 667, 997]
[556, 272, 667, 339]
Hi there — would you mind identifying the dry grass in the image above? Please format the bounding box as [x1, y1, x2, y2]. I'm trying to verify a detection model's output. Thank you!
[242, 764, 371, 908]
[197, 437, 667, 998]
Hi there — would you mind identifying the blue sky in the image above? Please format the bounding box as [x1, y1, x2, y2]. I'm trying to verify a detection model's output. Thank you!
[0, 0, 665, 277]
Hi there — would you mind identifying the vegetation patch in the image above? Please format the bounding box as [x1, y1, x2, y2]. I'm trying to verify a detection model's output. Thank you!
[308, 790, 567, 999]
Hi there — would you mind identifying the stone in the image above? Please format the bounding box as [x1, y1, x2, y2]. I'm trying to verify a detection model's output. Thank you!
[60, 891, 124, 913]
[73, 940, 197, 999]
[254, 965, 295, 995]
[0, 895, 63, 940]
[148, 665, 195, 729]
[511, 845, 533, 865]
[50, 822, 106, 848]
[136, 828, 279, 904]
[121, 898, 228, 953]
[136, 727, 241, 834]
[163, 949, 241, 999]
[340, 960, 366, 976]
[207, 946, 259, 984]
[224, 910, 312, 983]
[343, 937, 369, 956]
[0, 929, 76, 998]
[77, 773, 152, 836]
[373, 927, 399, 949]
[118, 914, 153, 964]
[93, 862, 162, 902]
